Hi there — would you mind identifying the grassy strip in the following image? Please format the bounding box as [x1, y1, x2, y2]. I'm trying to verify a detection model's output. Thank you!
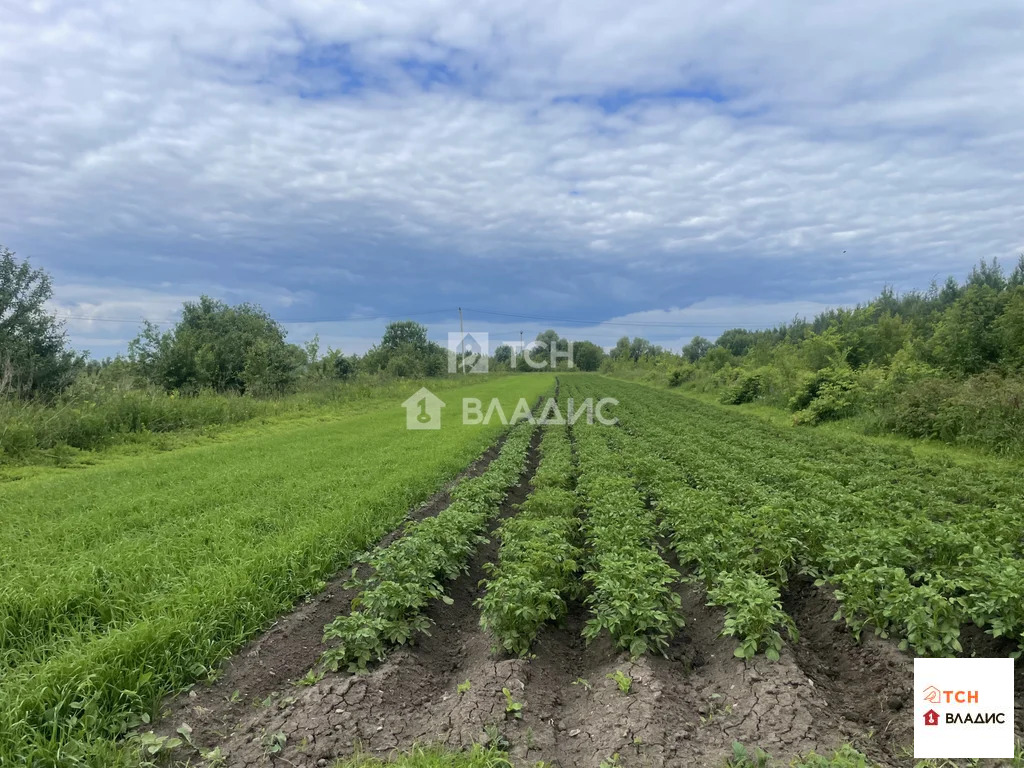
[477, 423, 582, 656]
[333, 744, 513, 767]
[0, 375, 480, 468]
[322, 420, 537, 672]
[0, 376, 553, 766]
[570, 398, 683, 656]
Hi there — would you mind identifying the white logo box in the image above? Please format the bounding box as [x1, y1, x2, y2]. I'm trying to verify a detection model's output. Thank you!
[914, 657, 1015, 759]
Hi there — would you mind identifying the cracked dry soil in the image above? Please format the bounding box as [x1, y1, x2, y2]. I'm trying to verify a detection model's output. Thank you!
[158, 431, 928, 768]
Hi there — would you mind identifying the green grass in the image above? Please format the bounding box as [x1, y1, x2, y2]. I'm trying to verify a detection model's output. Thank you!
[0, 374, 554, 766]
[0, 374, 487, 471]
[333, 744, 514, 768]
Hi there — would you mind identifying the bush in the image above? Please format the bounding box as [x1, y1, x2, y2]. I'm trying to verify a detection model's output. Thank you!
[875, 372, 1024, 455]
[720, 369, 769, 405]
[790, 365, 862, 425]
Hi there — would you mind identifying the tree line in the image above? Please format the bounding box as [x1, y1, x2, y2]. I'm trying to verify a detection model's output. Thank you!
[0, 245, 606, 401]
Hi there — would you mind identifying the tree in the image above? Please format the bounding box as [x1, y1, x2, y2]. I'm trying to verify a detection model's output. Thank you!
[493, 344, 513, 366]
[362, 321, 446, 377]
[381, 321, 430, 352]
[0, 246, 82, 397]
[129, 295, 302, 394]
[628, 337, 654, 362]
[715, 328, 758, 357]
[996, 286, 1024, 371]
[572, 340, 605, 371]
[682, 336, 712, 363]
[929, 284, 1003, 375]
[609, 336, 631, 360]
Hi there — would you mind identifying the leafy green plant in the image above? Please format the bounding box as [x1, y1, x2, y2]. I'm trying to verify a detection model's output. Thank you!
[478, 424, 582, 656]
[501, 688, 523, 720]
[457, 679, 472, 695]
[606, 670, 632, 694]
[135, 731, 182, 756]
[727, 742, 771, 768]
[322, 421, 537, 672]
[294, 669, 325, 686]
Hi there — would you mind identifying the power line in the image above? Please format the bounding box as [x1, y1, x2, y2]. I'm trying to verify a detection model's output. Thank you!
[54, 306, 788, 331]
[461, 308, 754, 329]
[54, 308, 454, 326]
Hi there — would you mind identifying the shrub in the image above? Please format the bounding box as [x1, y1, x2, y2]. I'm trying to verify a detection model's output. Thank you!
[789, 365, 862, 424]
[720, 369, 767, 405]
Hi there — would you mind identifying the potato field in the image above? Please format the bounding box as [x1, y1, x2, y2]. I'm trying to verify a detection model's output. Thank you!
[1, 374, 1021, 767]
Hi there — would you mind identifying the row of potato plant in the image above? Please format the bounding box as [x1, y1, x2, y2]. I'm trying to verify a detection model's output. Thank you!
[578, 374, 1024, 657]
[567, 384, 684, 657]
[605, 425, 797, 660]
[477, 422, 583, 656]
[321, 420, 536, 672]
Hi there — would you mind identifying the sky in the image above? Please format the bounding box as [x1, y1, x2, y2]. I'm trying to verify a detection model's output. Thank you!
[2, 0, 1023, 359]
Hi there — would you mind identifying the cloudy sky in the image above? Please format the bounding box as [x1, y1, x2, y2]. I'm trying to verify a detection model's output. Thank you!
[2, 0, 1023, 358]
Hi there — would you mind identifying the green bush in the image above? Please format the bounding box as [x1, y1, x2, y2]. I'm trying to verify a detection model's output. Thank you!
[720, 368, 772, 405]
[789, 365, 863, 425]
[876, 372, 1024, 455]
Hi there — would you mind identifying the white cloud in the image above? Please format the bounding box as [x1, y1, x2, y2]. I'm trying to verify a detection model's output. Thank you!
[3, 0, 1023, 356]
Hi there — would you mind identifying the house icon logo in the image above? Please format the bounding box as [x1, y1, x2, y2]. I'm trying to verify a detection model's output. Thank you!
[923, 686, 941, 704]
[448, 331, 489, 374]
[923, 709, 940, 727]
[402, 387, 445, 430]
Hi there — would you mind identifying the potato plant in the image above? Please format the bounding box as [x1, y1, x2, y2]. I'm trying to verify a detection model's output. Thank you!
[478, 424, 583, 656]
[322, 420, 536, 672]
[572, 413, 684, 657]
[570, 374, 1024, 659]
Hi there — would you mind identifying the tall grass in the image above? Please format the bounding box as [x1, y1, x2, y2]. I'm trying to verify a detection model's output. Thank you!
[0, 374, 472, 465]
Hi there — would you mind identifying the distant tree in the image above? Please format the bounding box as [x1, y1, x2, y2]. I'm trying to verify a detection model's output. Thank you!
[0, 246, 82, 397]
[333, 352, 355, 380]
[628, 336, 654, 362]
[572, 340, 605, 371]
[129, 295, 302, 394]
[1008, 255, 1024, 288]
[609, 336, 631, 360]
[997, 286, 1024, 370]
[929, 284, 1003, 375]
[715, 328, 758, 357]
[493, 344, 513, 366]
[381, 321, 430, 352]
[682, 336, 712, 363]
[362, 320, 446, 377]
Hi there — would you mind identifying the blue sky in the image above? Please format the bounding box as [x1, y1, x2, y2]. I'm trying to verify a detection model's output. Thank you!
[2, 0, 1023, 358]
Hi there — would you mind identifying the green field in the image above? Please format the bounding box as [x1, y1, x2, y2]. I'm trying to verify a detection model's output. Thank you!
[2, 372, 1021, 767]
[0, 375, 554, 765]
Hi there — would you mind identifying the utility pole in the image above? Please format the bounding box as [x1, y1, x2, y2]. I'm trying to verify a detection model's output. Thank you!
[520, 330, 524, 369]
[458, 307, 466, 374]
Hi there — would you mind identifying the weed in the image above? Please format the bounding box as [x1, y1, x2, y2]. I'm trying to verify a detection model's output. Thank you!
[607, 669, 632, 694]
[501, 688, 523, 720]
